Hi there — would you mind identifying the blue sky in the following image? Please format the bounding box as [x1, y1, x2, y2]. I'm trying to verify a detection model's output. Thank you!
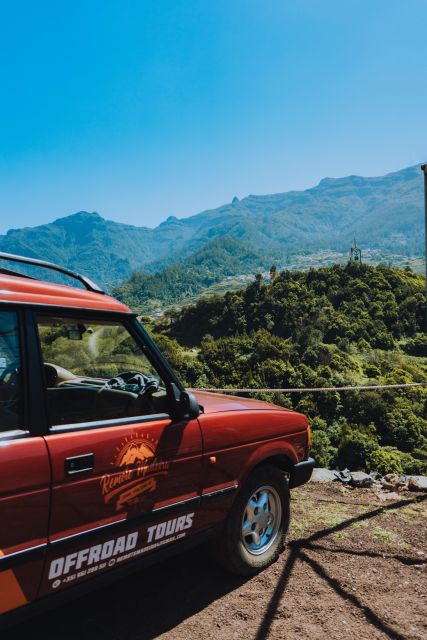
[0, 0, 426, 234]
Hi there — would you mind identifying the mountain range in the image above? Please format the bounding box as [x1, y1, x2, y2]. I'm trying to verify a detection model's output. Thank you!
[0, 164, 423, 293]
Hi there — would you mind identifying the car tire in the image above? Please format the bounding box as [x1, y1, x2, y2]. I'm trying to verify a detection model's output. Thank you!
[212, 465, 290, 576]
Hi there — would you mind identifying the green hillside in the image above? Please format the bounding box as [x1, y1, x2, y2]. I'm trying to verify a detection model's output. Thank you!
[112, 237, 267, 313]
[153, 264, 427, 475]
[0, 164, 424, 288]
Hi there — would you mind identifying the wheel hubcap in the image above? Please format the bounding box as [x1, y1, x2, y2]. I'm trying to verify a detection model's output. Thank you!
[241, 485, 282, 555]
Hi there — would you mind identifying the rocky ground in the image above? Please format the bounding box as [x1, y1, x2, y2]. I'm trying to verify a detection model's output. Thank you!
[10, 483, 427, 640]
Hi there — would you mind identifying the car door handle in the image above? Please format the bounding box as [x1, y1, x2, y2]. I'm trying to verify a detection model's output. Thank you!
[65, 453, 95, 475]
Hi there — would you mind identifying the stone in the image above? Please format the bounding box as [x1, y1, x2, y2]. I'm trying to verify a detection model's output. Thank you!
[311, 468, 338, 482]
[407, 476, 427, 492]
[350, 471, 374, 488]
[369, 471, 381, 481]
[384, 473, 401, 485]
[335, 468, 352, 484]
[381, 473, 407, 492]
[376, 491, 401, 501]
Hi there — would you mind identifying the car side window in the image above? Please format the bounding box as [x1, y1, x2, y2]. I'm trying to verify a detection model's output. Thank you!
[0, 311, 24, 431]
[36, 315, 169, 427]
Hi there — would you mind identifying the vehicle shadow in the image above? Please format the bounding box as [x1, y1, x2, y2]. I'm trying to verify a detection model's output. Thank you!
[254, 493, 427, 640]
[9, 544, 248, 640]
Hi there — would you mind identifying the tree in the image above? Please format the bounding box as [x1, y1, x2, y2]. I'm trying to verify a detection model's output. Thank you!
[157, 264, 427, 470]
[383, 400, 425, 452]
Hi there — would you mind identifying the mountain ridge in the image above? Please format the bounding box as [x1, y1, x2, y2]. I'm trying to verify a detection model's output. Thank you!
[0, 164, 423, 288]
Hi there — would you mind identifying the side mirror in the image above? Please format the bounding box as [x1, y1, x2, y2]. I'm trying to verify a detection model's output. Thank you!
[179, 390, 201, 419]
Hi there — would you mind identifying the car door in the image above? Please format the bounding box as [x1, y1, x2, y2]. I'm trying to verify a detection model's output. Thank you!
[0, 309, 51, 616]
[33, 312, 203, 596]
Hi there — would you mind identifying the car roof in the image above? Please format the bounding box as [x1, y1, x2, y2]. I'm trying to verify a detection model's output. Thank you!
[0, 273, 131, 313]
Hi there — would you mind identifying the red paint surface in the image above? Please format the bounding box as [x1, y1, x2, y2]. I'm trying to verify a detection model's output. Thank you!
[44, 418, 203, 541]
[191, 390, 292, 414]
[0, 274, 129, 312]
[0, 437, 50, 604]
[0, 437, 50, 554]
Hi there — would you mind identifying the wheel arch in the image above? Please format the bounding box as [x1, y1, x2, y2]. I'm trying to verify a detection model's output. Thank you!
[239, 441, 298, 487]
[255, 453, 294, 474]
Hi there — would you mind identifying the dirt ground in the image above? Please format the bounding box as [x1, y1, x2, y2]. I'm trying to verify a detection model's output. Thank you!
[9, 483, 427, 640]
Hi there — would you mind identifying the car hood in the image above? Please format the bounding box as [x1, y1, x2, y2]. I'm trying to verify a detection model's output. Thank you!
[189, 389, 291, 415]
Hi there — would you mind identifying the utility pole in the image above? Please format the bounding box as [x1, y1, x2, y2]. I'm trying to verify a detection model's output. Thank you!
[422, 164, 427, 332]
[349, 238, 362, 264]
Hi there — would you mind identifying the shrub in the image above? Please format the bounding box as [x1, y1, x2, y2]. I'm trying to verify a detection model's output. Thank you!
[368, 446, 403, 475]
[413, 444, 427, 460]
[358, 338, 371, 352]
[336, 431, 379, 470]
[399, 452, 427, 475]
[374, 332, 395, 350]
[310, 416, 328, 431]
[343, 392, 387, 430]
[310, 431, 336, 468]
[403, 334, 427, 357]
[364, 364, 381, 378]
[384, 402, 425, 452]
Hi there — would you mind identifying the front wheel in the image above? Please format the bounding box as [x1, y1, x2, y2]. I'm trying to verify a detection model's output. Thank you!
[212, 465, 290, 576]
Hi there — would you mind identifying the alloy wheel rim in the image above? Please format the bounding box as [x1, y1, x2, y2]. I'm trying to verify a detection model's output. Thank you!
[241, 485, 282, 555]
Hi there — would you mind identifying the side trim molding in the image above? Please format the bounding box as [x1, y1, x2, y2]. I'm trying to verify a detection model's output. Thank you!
[0, 544, 47, 571]
[0, 489, 237, 569]
[50, 495, 202, 550]
[201, 485, 238, 501]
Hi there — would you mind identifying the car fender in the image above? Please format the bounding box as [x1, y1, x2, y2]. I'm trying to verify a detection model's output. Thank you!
[238, 439, 299, 486]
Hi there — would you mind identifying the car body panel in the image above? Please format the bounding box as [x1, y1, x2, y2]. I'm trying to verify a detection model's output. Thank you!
[0, 275, 129, 313]
[197, 410, 308, 497]
[39, 416, 203, 595]
[191, 390, 292, 414]
[38, 504, 202, 596]
[44, 418, 203, 539]
[0, 437, 51, 613]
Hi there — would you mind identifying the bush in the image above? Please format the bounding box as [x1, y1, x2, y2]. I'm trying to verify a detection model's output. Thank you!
[368, 446, 403, 475]
[310, 416, 328, 431]
[310, 431, 336, 468]
[364, 364, 381, 378]
[358, 338, 371, 352]
[336, 431, 379, 470]
[384, 402, 425, 452]
[374, 332, 395, 350]
[403, 334, 427, 357]
[399, 452, 427, 475]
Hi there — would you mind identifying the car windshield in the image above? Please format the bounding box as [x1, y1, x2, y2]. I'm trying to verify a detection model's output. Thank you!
[36, 316, 169, 426]
[37, 317, 160, 381]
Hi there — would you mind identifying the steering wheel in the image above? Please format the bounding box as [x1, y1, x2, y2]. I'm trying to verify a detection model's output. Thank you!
[103, 370, 160, 397]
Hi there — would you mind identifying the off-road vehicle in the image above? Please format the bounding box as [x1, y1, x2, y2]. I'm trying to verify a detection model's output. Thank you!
[0, 252, 314, 624]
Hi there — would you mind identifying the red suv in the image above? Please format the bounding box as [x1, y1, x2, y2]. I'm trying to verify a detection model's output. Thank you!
[0, 252, 314, 625]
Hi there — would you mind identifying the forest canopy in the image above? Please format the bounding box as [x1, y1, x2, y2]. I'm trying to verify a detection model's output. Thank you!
[150, 264, 427, 475]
